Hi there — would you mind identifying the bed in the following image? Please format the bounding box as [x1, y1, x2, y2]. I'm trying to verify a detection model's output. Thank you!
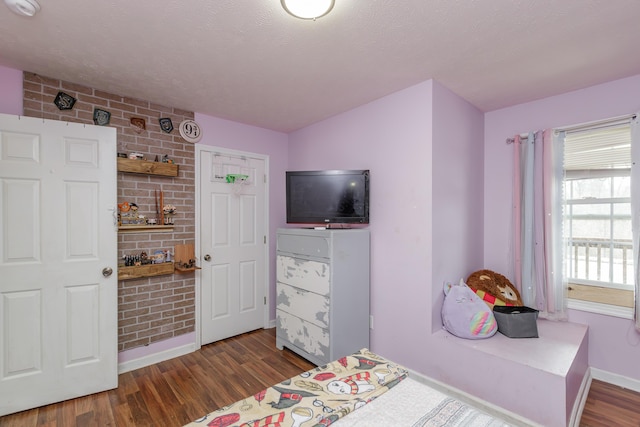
[185, 348, 513, 427]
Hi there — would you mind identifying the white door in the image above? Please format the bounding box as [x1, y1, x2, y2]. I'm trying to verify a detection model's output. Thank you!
[0, 114, 118, 416]
[198, 146, 267, 345]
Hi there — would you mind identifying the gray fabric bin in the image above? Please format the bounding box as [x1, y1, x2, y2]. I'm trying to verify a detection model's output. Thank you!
[493, 306, 539, 338]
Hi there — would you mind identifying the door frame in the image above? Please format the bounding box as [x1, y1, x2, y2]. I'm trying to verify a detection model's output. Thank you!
[194, 144, 270, 349]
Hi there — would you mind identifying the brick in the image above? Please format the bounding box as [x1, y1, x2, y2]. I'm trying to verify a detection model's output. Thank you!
[76, 93, 109, 107]
[123, 322, 151, 334]
[138, 312, 163, 323]
[94, 90, 124, 102]
[149, 303, 174, 313]
[60, 81, 93, 95]
[161, 308, 185, 318]
[122, 307, 150, 319]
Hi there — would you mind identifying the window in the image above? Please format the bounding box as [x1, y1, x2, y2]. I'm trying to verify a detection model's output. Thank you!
[563, 124, 634, 309]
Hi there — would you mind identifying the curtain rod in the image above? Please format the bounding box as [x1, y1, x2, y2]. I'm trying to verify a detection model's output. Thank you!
[505, 112, 637, 144]
[556, 113, 636, 134]
[505, 131, 539, 145]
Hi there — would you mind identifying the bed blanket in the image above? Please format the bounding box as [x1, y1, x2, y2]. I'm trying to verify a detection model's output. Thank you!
[185, 348, 408, 427]
[333, 377, 513, 427]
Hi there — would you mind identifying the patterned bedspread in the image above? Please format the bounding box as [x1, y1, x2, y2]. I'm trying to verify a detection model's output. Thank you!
[184, 348, 408, 427]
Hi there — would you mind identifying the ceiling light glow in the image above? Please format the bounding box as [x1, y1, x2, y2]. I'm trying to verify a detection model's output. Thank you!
[281, 0, 335, 20]
[4, 0, 40, 17]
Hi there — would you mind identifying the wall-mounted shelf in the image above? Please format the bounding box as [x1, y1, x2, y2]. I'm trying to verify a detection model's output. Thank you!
[118, 225, 174, 234]
[174, 265, 201, 274]
[117, 158, 179, 177]
[118, 262, 175, 280]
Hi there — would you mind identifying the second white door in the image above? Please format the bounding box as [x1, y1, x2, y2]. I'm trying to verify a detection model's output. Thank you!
[198, 146, 267, 345]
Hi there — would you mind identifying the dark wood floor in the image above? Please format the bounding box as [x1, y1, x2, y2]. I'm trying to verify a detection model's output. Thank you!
[1, 328, 638, 426]
[0, 329, 314, 427]
[581, 379, 640, 426]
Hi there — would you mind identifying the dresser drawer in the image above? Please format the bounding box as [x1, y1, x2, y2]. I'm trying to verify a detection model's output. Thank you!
[277, 282, 329, 328]
[277, 233, 329, 259]
[276, 255, 330, 296]
[276, 309, 329, 362]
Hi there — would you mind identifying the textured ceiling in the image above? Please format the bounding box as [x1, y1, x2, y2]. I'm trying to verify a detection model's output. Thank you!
[1, 0, 639, 132]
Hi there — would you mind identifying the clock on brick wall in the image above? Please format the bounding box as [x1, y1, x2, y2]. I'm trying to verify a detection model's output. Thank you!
[179, 119, 202, 143]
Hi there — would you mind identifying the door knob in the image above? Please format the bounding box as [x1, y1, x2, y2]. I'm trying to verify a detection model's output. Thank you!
[102, 267, 113, 277]
[204, 254, 211, 261]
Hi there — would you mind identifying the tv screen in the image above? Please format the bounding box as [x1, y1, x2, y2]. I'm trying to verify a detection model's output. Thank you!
[286, 170, 370, 224]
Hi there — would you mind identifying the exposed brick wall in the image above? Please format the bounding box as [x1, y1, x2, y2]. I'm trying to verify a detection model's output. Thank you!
[23, 72, 196, 352]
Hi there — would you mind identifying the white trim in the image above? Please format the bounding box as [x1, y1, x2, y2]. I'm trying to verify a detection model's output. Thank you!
[568, 298, 633, 319]
[591, 367, 640, 393]
[407, 369, 542, 427]
[118, 342, 197, 374]
[195, 144, 203, 349]
[569, 369, 592, 427]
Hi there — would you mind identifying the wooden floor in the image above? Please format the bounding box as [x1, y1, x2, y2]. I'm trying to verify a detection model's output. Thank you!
[581, 379, 640, 427]
[1, 328, 639, 426]
[0, 329, 314, 427]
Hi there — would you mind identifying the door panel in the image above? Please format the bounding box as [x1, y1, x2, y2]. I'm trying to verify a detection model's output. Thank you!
[0, 114, 117, 416]
[199, 147, 266, 345]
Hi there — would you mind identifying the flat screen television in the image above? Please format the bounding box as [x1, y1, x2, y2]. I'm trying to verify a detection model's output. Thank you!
[286, 169, 370, 224]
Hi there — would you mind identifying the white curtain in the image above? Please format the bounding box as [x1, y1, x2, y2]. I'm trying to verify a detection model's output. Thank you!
[512, 130, 567, 320]
[631, 115, 640, 331]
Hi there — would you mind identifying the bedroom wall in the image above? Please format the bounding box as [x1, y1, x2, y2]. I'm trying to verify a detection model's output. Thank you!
[431, 81, 485, 332]
[0, 65, 22, 114]
[287, 80, 485, 372]
[288, 80, 434, 366]
[484, 74, 640, 382]
[193, 113, 289, 320]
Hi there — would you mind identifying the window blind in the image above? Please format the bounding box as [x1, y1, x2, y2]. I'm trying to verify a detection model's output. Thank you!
[564, 124, 631, 170]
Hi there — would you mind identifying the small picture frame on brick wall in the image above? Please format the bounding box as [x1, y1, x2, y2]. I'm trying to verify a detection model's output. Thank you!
[130, 117, 146, 133]
[93, 108, 111, 126]
[159, 117, 174, 133]
[53, 91, 76, 110]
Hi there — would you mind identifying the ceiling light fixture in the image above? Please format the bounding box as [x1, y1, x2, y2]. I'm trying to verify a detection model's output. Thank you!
[281, 0, 335, 20]
[4, 0, 40, 17]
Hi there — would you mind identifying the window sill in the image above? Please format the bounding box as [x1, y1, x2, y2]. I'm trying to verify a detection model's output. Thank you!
[568, 298, 633, 319]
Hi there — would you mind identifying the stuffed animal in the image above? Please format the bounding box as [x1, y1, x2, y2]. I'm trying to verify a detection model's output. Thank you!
[466, 269, 523, 309]
[441, 279, 497, 339]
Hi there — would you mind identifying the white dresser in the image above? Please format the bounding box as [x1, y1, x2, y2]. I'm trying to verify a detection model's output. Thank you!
[275, 228, 370, 366]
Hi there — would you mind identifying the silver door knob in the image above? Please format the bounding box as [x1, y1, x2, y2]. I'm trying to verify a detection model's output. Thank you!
[102, 267, 113, 277]
[204, 254, 211, 261]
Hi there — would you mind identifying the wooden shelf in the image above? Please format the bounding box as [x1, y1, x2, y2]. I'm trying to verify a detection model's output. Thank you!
[117, 158, 179, 177]
[118, 225, 174, 233]
[118, 262, 174, 280]
[174, 265, 201, 274]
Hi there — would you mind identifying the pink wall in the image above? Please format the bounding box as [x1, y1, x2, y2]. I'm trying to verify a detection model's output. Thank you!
[431, 81, 485, 332]
[484, 74, 640, 381]
[194, 113, 289, 319]
[288, 81, 435, 367]
[0, 65, 23, 115]
[287, 80, 486, 375]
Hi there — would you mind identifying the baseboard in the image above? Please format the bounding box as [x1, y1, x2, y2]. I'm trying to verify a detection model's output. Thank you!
[118, 342, 197, 374]
[406, 368, 541, 427]
[591, 367, 640, 393]
[569, 369, 592, 427]
[268, 318, 276, 328]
